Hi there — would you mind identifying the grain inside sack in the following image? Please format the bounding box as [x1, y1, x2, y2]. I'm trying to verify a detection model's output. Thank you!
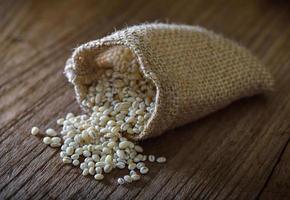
[31, 23, 274, 184]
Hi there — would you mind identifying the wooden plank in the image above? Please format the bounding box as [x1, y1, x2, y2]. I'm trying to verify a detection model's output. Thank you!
[260, 140, 290, 200]
[0, 0, 290, 199]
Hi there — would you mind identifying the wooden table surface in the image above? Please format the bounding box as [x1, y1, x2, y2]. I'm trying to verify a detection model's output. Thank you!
[1, 0, 290, 199]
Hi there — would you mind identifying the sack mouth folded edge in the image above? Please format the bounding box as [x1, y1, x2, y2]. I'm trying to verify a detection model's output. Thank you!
[64, 39, 162, 141]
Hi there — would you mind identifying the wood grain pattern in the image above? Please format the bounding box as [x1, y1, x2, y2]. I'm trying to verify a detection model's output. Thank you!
[0, 0, 289, 199]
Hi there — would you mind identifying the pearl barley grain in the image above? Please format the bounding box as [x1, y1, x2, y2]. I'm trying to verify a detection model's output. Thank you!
[130, 170, 136, 176]
[156, 157, 167, 163]
[124, 175, 132, 183]
[116, 150, 126, 159]
[128, 163, 136, 170]
[72, 159, 80, 166]
[95, 167, 102, 174]
[31, 127, 39, 136]
[82, 168, 89, 176]
[94, 174, 104, 181]
[51, 137, 61, 143]
[134, 145, 143, 153]
[83, 150, 91, 157]
[80, 163, 87, 170]
[66, 147, 74, 155]
[71, 154, 79, 160]
[140, 167, 149, 174]
[104, 164, 113, 173]
[43, 137, 51, 145]
[88, 161, 95, 168]
[89, 167, 95, 175]
[136, 162, 145, 169]
[46, 128, 57, 137]
[148, 155, 155, 162]
[131, 174, 141, 181]
[118, 178, 125, 185]
[63, 157, 72, 164]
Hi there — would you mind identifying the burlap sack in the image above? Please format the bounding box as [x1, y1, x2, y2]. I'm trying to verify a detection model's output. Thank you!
[64, 23, 274, 141]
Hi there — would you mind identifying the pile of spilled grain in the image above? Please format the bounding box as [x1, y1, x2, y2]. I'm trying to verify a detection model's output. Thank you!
[31, 59, 166, 185]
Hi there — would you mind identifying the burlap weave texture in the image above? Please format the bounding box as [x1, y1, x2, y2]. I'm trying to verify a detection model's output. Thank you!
[65, 23, 274, 140]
